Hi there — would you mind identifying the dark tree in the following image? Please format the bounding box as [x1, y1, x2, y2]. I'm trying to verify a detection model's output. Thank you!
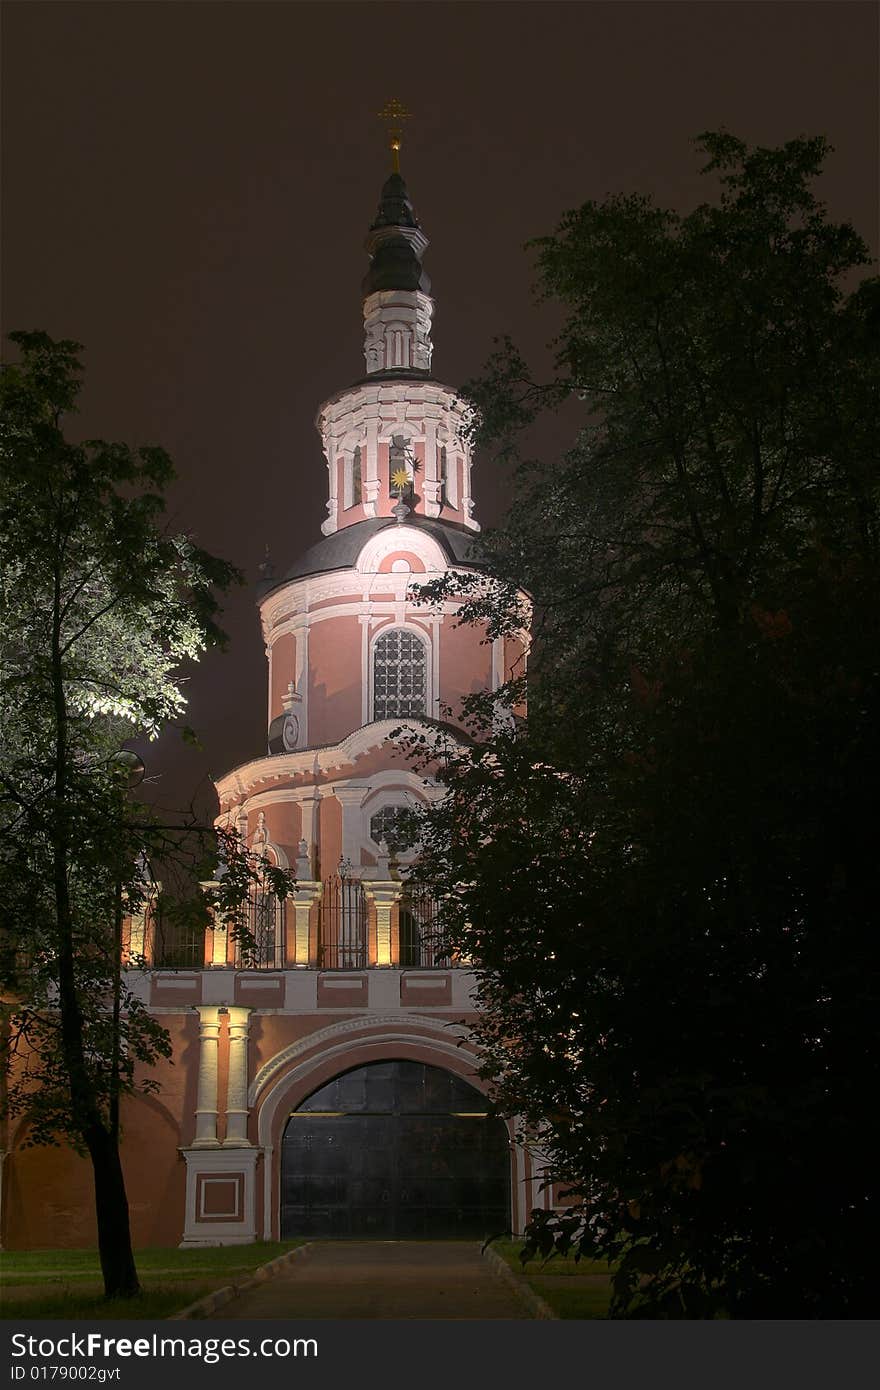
[408, 134, 880, 1317]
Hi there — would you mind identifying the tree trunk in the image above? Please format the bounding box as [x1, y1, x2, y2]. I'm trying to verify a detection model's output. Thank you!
[87, 1125, 141, 1298]
[51, 560, 140, 1300]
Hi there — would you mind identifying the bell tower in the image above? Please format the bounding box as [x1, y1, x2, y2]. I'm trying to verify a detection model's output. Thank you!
[198, 109, 530, 1245]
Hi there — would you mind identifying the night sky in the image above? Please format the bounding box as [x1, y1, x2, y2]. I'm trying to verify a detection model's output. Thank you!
[3, 1, 877, 818]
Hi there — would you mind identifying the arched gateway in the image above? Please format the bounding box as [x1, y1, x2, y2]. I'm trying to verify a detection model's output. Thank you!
[281, 1061, 510, 1239]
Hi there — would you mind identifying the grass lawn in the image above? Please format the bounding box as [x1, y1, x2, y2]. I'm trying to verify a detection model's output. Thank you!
[0, 1242, 304, 1320]
[492, 1239, 614, 1320]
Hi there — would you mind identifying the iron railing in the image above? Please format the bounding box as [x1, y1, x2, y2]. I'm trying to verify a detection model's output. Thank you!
[152, 906, 205, 970]
[319, 875, 368, 969]
[233, 892, 286, 970]
[398, 888, 454, 968]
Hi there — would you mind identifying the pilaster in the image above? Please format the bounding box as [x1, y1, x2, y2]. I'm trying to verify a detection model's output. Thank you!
[192, 1006, 222, 1147]
[362, 847, 402, 968]
[290, 840, 322, 967]
[223, 1006, 252, 1146]
[423, 417, 441, 516]
[334, 783, 370, 864]
[298, 792, 321, 862]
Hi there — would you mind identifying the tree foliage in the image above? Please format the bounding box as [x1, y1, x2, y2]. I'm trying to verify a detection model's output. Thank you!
[407, 134, 880, 1317]
[0, 332, 293, 1295]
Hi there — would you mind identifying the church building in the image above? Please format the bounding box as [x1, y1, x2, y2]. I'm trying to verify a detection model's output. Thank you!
[2, 145, 539, 1250]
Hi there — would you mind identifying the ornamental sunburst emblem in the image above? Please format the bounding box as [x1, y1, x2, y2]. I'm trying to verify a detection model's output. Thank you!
[390, 467, 411, 493]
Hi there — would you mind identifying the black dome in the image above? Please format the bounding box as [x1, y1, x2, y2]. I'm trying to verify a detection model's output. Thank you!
[362, 237, 431, 295]
[258, 516, 485, 596]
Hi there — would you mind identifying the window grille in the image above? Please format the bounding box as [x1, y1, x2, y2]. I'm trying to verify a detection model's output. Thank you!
[373, 628, 427, 720]
[319, 875, 367, 969]
[370, 804, 419, 852]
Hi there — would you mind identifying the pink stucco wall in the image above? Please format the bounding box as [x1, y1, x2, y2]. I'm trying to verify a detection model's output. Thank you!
[308, 616, 362, 745]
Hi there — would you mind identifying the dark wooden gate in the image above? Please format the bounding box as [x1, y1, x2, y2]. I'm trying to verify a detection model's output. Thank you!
[281, 1060, 510, 1239]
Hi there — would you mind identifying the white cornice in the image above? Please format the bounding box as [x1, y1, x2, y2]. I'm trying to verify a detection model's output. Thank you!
[214, 717, 464, 804]
[316, 379, 468, 433]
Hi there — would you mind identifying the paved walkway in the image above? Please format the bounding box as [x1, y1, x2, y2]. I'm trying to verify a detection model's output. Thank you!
[217, 1242, 529, 1320]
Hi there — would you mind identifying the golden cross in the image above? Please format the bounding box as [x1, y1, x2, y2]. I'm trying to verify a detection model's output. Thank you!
[377, 98, 411, 173]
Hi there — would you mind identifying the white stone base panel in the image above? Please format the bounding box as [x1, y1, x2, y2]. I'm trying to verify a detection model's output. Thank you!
[179, 1145, 259, 1247]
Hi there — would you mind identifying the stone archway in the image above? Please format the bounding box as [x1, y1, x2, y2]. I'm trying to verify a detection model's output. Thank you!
[251, 1016, 525, 1239]
[280, 1059, 510, 1239]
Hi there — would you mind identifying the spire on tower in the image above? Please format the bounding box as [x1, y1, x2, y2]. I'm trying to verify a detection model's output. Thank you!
[363, 101, 430, 299]
[378, 98, 411, 174]
[371, 98, 421, 231]
[360, 99, 434, 375]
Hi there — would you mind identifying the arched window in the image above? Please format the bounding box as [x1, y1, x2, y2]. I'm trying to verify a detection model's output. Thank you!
[351, 445, 362, 506]
[373, 628, 427, 720]
[438, 445, 447, 507]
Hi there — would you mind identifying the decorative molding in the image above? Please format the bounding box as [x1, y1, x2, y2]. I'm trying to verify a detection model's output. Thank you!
[215, 717, 461, 805]
[254, 1030, 484, 1160]
[248, 1012, 473, 1105]
[356, 525, 449, 576]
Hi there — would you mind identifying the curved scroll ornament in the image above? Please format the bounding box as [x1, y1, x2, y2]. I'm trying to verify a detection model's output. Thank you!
[282, 711, 300, 752]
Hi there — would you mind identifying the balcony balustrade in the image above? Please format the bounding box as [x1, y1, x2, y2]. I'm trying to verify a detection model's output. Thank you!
[138, 875, 460, 972]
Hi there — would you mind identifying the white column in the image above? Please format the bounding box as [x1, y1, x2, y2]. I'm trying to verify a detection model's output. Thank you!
[320, 441, 339, 535]
[291, 840, 322, 966]
[363, 847, 402, 968]
[266, 642, 273, 731]
[192, 1006, 222, 1147]
[299, 792, 321, 863]
[262, 1143, 274, 1240]
[200, 881, 229, 967]
[297, 621, 310, 745]
[224, 1007, 251, 1146]
[359, 611, 371, 725]
[364, 883, 401, 967]
[363, 417, 380, 516]
[423, 418, 441, 516]
[430, 615, 441, 717]
[335, 784, 369, 865]
[461, 448, 477, 528]
[290, 889, 319, 966]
